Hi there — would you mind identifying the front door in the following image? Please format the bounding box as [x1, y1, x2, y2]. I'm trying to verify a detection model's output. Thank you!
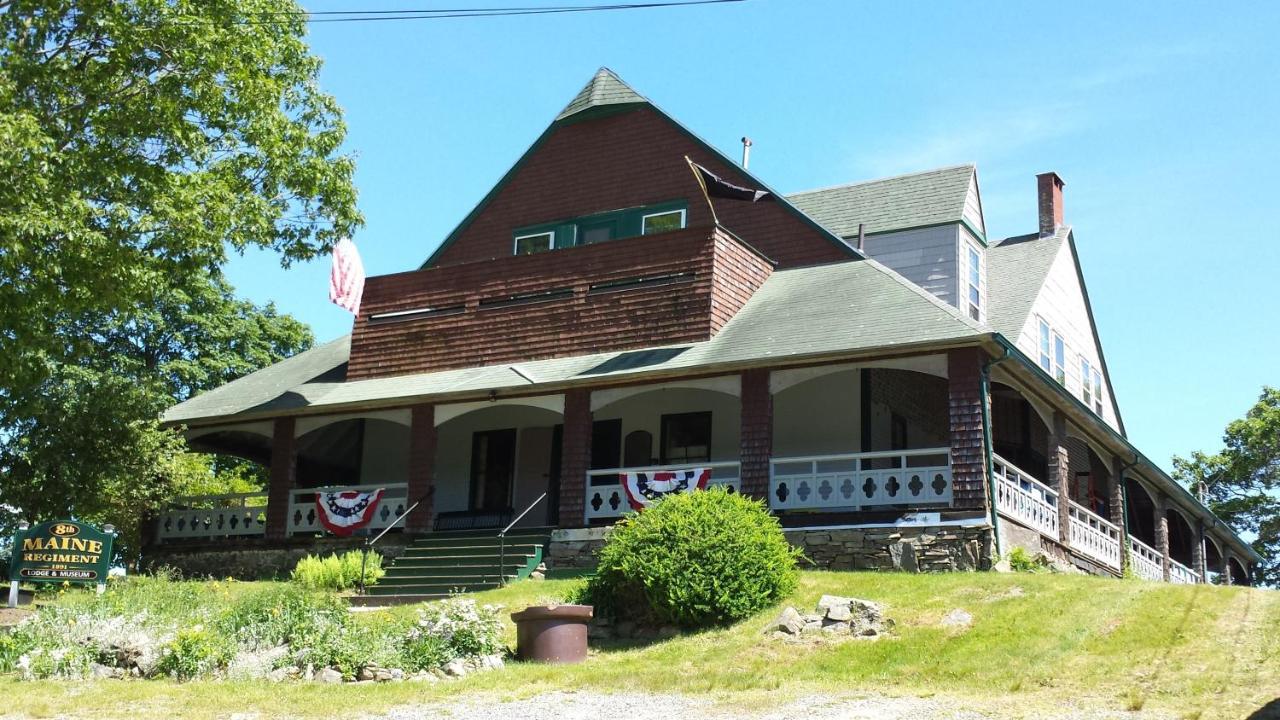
[470, 429, 517, 512]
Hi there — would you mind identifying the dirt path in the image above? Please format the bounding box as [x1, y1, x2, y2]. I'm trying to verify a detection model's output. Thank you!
[367, 691, 1179, 720]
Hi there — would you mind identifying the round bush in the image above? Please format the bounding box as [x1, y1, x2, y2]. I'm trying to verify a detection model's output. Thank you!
[582, 487, 799, 628]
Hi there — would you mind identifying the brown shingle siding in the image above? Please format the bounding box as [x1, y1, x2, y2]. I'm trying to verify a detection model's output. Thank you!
[947, 347, 990, 511]
[429, 107, 847, 270]
[348, 227, 771, 380]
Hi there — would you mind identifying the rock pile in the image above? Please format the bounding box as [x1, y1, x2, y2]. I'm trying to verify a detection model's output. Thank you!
[769, 595, 892, 640]
[263, 654, 506, 683]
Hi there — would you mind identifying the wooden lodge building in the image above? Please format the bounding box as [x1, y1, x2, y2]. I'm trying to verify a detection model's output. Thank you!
[154, 69, 1259, 591]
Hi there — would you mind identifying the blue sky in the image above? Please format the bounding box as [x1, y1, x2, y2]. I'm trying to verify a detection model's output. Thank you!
[225, 0, 1280, 473]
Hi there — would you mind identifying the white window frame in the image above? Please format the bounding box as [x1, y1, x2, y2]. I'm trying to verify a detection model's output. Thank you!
[641, 208, 687, 236]
[513, 231, 555, 256]
[1092, 368, 1103, 415]
[1053, 332, 1066, 386]
[966, 244, 982, 321]
[1081, 356, 1093, 407]
[1038, 318, 1052, 373]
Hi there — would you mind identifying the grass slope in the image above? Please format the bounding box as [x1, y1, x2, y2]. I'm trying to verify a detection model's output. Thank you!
[2, 571, 1276, 719]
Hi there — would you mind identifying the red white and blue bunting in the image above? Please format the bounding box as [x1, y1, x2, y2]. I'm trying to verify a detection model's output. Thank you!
[315, 488, 384, 536]
[621, 468, 711, 511]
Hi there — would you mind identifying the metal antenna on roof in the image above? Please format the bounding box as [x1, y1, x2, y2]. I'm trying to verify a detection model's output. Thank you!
[741, 136, 752, 168]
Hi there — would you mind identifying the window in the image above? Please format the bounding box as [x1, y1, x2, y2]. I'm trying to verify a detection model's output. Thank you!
[513, 231, 553, 255]
[511, 201, 687, 256]
[1092, 368, 1103, 415]
[579, 219, 616, 245]
[1053, 332, 1066, 385]
[1038, 319, 1052, 372]
[660, 411, 711, 464]
[1081, 357, 1093, 407]
[966, 245, 982, 321]
[642, 209, 686, 235]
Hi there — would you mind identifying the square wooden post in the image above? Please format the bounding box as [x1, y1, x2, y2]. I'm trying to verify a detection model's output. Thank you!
[1048, 412, 1072, 546]
[1154, 493, 1171, 582]
[1192, 519, 1207, 583]
[265, 416, 297, 541]
[557, 388, 592, 528]
[406, 403, 437, 534]
[739, 369, 772, 501]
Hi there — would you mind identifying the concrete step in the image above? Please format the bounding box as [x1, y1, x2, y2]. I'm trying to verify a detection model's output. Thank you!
[368, 580, 502, 595]
[403, 536, 550, 550]
[397, 546, 540, 559]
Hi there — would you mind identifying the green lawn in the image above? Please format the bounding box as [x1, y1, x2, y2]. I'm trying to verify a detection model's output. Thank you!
[3, 571, 1276, 719]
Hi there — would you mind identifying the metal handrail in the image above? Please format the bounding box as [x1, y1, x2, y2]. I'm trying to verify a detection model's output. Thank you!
[498, 492, 548, 586]
[359, 487, 434, 596]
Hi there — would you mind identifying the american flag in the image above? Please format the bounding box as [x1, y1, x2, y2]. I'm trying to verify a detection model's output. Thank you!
[329, 237, 365, 314]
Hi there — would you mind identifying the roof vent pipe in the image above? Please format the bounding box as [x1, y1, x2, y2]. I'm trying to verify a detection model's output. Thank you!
[857, 223, 865, 252]
[741, 136, 753, 168]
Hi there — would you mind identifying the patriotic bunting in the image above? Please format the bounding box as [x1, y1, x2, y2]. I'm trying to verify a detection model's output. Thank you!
[315, 488, 384, 536]
[621, 468, 712, 511]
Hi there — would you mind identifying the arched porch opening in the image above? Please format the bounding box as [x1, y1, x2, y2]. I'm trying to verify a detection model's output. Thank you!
[990, 381, 1050, 481]
[1064, 435, 1114, 520]
[434, 404, 566, 528]
[1166, 507, 1196, 570]
[1228, 557, 1250, 586]
[1125, 479, 1158, 547]
[1204, 534, 1224, 583]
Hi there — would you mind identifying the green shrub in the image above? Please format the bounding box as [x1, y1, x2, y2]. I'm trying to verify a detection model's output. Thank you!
[290, 550, 384, 592]
[578, 487, 800, 628]
[220, 583, 348, 651]
[1007, 546, 1048, 574]
[155, 626, 234, 680]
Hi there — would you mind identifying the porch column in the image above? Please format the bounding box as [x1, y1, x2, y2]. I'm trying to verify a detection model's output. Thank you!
[264, 416, 297, 541]
[739, 369, 772, 501]
[946, 348, 990, 512]
[1220, 552, 1234, 585]
[1048, 412, 1072, 546]
[1109, 457, 1129, 574]
[1192, 519, 1207, 583]
[406, 403, 436, 534]
[1154, 493, 1171, 582]
[557, 388, 592, 528]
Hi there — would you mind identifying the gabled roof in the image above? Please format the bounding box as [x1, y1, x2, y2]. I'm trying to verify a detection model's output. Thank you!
[420, 67, 859, 268]
[163, 258, 982, 426]
[985, 227, 1070, 337]
[787, 164, 978, 238]
[556, 67, 646, 121]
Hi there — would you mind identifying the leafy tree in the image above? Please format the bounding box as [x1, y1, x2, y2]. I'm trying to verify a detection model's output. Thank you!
[0, 274, 313, 558]
[0, 0, 360, 397]
[1174, 387, 1280, 586]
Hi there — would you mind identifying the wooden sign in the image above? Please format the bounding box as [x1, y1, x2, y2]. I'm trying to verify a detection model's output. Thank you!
[8, 519, 115, 607]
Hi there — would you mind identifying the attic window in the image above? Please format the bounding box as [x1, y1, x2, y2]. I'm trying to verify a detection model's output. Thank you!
[511, 201, 687, 256]
[966, 244, 982, 321]
[514, 231, 554, 255]
[642, 209, 686, 235]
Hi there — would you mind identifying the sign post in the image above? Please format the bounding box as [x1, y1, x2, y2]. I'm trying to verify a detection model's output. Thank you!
[7, 519, 115, 607]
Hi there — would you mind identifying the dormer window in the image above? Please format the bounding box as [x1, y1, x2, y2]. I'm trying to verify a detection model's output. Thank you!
[514, 231, 555, 255]
[966, 244, 982, 321]
[511, 201, 687, 256]
[642, 209, 686, 235]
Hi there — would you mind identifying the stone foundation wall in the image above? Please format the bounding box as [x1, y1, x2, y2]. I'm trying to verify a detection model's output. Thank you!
[786, 524, 994, 572]
[547, 527, 611, 571]
[142, 538, 410, 580]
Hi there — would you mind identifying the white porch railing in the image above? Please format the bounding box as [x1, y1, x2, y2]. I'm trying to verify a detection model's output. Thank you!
[287, 483, 410, 535]
[1169, 559, 1199, 585]
[1130, 537, 1165, 581]
[156, 492, 269, 540]
[1067, 501, 1123, 570]
[768, 448, 953, 511]
[992, 454, 1059, 538]
[584, 462, 741, 521]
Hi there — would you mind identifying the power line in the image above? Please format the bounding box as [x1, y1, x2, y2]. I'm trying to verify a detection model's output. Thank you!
[176, 0, 746, 26]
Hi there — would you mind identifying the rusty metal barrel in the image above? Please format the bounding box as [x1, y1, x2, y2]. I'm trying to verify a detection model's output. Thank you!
[510, 604, 593, 663]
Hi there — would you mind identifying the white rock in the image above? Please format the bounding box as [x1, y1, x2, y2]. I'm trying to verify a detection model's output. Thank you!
[825, 604, 853, 622]
[941, 608, 973, 628]
[315, 667, 344, 683]
[771, 607, 805, 634]
[443, 659, 468, 677]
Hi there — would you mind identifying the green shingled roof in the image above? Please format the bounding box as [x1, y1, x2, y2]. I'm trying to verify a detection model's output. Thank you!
[555, 67, 647, 121]
[163, 258, 981, 426]
[985, 227, 1070, 337]
[787, 165, 976, 237]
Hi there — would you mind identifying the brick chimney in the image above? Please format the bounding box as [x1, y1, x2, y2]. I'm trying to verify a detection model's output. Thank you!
[1037, 172, 1065, 236]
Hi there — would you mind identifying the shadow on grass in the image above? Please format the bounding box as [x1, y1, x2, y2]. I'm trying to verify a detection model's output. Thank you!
[1247, 698, 1280, 719]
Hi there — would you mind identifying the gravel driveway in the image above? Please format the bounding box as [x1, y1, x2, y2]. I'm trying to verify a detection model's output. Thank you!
[371, 691, 1177, 720]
